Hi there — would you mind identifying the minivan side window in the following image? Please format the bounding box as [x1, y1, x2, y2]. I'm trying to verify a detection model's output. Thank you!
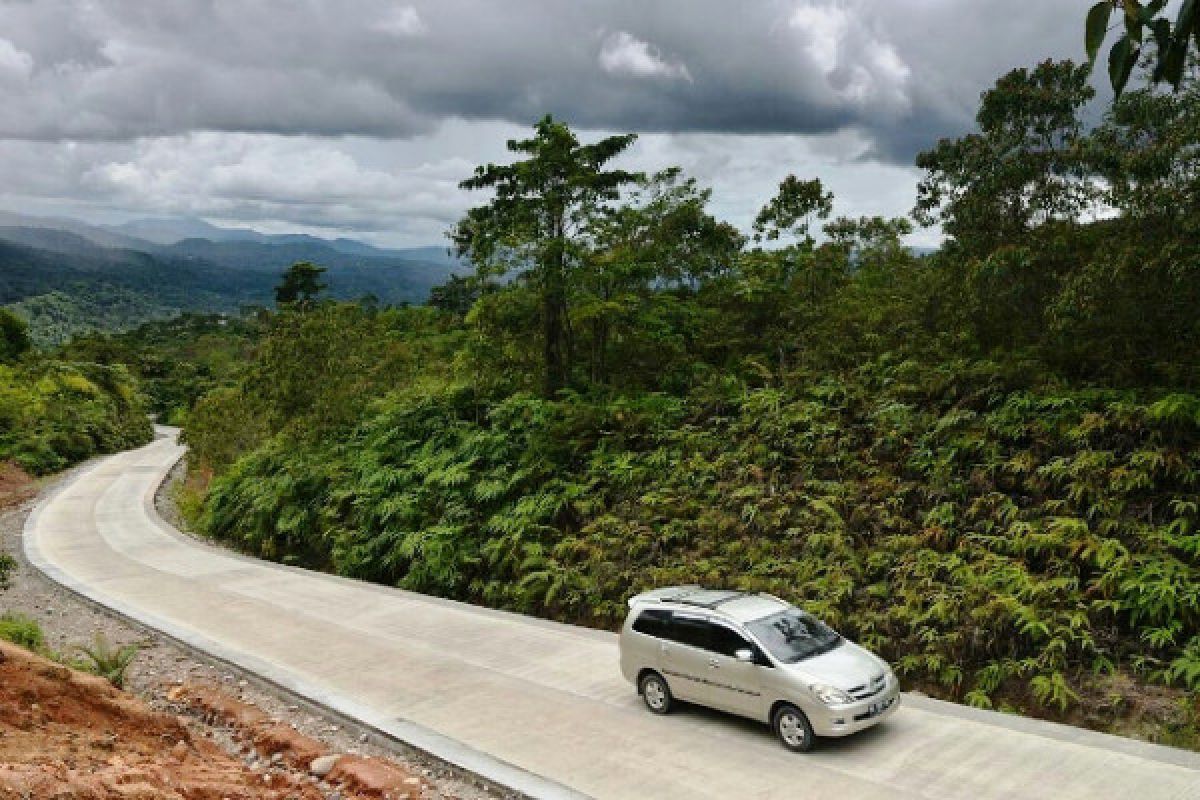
[670, 615, 711, 650]
[632, 608, 672, 638]
[709, 624, 754, 658]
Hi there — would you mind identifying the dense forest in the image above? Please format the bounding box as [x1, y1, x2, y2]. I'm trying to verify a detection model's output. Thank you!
[21, 57, 1200, 746]
[0, 224, 459, 346]
[0, 308, 151, 475]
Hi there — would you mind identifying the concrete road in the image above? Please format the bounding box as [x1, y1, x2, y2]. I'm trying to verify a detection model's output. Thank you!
[23, 429, 1200, 800]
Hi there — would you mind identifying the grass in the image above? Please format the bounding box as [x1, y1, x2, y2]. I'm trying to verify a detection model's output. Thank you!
[0, 611, 45, 651]
[0, 611, 141, 689]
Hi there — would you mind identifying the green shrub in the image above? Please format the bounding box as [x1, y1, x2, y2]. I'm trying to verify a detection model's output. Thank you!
[0, 612, 44, 651]
[0, 552, 15, 589]
[0, 360, 153, 474]
[72, 633, 140, 688]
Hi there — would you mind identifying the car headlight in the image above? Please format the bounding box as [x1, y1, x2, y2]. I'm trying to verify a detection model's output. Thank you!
[811, 683, 854, 706]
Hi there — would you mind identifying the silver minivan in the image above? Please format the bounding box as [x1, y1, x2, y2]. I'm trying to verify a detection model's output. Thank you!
[618, 586, 900, 752]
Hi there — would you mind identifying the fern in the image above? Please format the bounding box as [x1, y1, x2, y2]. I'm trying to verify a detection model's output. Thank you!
[1166, 638, 1200, 691]
[73, 633, 140, 688]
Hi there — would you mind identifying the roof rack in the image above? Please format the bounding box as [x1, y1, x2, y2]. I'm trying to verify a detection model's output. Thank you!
[658, 585, 702, 601]
[753, 592, 790, 606]
[663, 588, 748, 610]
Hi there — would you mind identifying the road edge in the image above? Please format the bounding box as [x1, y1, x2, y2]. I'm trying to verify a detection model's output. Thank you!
[26, 429, 1200, 784]
[23, 434, 592, 800]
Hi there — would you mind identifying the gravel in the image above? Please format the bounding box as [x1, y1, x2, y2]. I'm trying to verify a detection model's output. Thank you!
[1, 460, 521, 800]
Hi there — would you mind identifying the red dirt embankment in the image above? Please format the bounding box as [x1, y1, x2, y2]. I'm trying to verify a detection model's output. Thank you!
[0, 640, 427, 799]
[0, 462, 34, 511]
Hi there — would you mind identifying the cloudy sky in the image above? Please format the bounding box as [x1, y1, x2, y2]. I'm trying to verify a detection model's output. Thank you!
[0, 1, 1094, 247]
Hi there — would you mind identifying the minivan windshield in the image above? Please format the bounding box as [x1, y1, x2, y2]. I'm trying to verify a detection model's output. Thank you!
[746, 609, 842, 663]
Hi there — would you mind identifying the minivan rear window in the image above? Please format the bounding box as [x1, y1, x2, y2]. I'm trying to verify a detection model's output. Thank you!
[632, 608, 672, 638]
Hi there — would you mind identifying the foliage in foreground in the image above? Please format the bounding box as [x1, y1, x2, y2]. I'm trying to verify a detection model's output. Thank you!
[4, 298, 155, 475]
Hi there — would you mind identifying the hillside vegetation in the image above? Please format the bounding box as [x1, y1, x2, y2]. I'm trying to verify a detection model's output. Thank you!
[0, 223, 458, 345]
[60, 313, 263, 426]
[160, 61, 1200, 744]
[0, 309, 151, 475]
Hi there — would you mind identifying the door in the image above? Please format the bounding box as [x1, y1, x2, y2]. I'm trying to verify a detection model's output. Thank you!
[659, 613, 714, 703]
[706, 623, 769, 719]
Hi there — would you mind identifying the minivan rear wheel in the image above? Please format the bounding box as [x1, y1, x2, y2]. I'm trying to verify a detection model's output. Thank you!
[772, 703, 815, 752]
[639, 672, 672, 714]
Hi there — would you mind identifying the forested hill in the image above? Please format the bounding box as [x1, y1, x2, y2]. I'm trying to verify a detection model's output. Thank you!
[129, 60, 1200, 750]
[0, 236, 264, 345]
[0, 220, 460, 344]
[154, 237, 458, 294]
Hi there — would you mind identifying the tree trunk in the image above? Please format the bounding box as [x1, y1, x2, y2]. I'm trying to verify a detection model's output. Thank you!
[592, 281, 611, 386]
[542, 223, 568, 396]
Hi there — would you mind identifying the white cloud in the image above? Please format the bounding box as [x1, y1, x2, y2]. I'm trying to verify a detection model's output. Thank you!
[625, 128, 930, 246]
[373, 6, 426, 37]
[788, 3, 850, 74]
[0, 38, 33, 85]
[0, 117, 936, 247]
[77, 132, 478, 243]
[0, 1, 1097, 247]
[599, 31, 691, 81]
[786, 1, 911, 114]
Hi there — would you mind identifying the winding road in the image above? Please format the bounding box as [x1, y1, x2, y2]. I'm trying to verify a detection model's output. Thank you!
[23, 428, 1200, 799]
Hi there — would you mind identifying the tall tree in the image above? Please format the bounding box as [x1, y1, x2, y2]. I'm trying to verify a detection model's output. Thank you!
[0, 309, 31, 363]
[579, 169, 742, 385]
[428, 274, 482, 317]
[1089, 72, 1200, 232]
[453, 116, 640, 395]
[822, 215, 914, 288]
[274, 261, 328, 308]
[752, 175, 833, 247]
[748, 175, 835, 302]
[914, 60, 1097, 258]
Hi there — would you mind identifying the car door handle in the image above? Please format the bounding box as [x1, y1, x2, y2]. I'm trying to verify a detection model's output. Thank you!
[708, 657, 720, 668]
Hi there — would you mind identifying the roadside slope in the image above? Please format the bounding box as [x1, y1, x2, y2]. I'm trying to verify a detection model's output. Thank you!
[24, 429, 1200, 800]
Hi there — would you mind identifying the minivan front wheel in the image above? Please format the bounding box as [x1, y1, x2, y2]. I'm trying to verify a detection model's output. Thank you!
[640, 672, 673, 714]
[773, 704, 815, 752]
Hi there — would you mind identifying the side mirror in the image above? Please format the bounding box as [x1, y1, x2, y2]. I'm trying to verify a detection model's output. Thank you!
[734, 648, 755, 663]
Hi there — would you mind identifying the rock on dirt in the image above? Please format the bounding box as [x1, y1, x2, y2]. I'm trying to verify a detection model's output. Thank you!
[0, 639, 326, 799]
[0, 639, 441, 800]
[312, 754, 341, 777]
[168, 683, 431, 796]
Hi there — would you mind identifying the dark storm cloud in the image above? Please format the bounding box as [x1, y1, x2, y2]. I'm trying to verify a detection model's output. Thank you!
[0, 0, 1088, 162]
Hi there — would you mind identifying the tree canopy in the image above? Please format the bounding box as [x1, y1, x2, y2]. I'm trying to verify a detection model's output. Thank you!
[0, 309, 32, 364]
[274, 261, 328, 308]
[453, 115, 641, 395]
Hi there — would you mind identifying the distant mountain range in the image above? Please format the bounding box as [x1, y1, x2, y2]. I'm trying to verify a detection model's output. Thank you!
[0, 211, 463, 345]
[103, 216, 461, 265]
